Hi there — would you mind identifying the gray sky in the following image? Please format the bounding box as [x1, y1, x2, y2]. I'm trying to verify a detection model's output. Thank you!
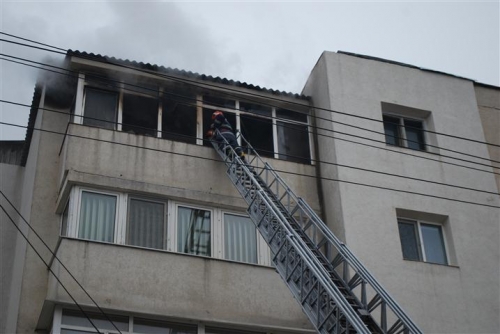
[1, 0, 498, 140]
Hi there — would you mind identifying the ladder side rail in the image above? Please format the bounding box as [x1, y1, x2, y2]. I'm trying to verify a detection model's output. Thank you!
[253, 191, 371, 334]
[297, 199, 422, 334]
[237, 132, 422, 334]
[212, 133, 370, 332]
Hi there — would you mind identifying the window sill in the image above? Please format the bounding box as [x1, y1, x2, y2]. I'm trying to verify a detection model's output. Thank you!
[402, 258, 459, 268]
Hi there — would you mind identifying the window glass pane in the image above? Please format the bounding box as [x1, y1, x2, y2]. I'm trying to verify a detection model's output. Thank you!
[398, 221, 421, 261]
[203, 108, 236, 147]
[206, 327, 265, 334]
[240, 101, 272, 117]
[127, 199, 165, 250]
[224, 214, 257, 264]
[241, 115, 274, 158]
[162, 87, 197, 144]
[122, 94, 158, 137]
[61, 202, 69, 236]
[203, 94, 235, 109]
[83, 88, 118, 130]
[78, 191, 116, 243]
[404, 119, 426, 151]
[177, 206, 211, 256]
[276, 108, 308, 123]
[421, 224, 447, 265]
[134, 318, 197, 334]
[383, 116, 401, 146]
[277, 122, 310, 163]
[61, 309, 129, 331]
[61, 330, 95, 334]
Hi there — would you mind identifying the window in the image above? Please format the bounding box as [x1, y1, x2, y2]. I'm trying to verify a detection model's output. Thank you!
[127, 198, 166, 250]
[61, 201, 69, 237]
[276, 109, 310, 163]
[55, 308, 269, 334]
[82, 88, 118, 130]
[383, 115, 426, 150]
[224, 214, 257, 264]
[162, 87, 197, 144]
[177, 206, 212, 256]
[240, 102, 274, 158]
[78, 191, 117, 243]
[122, 94, 159, 136]
[398, 219, 448, 265]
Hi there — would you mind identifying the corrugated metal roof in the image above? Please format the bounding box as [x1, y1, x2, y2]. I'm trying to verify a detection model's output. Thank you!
[67, 50, 310, 101]
[0, 140, 25, 165]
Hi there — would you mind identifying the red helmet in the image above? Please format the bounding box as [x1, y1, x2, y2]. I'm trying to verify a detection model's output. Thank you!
[212, 110, 224, 121]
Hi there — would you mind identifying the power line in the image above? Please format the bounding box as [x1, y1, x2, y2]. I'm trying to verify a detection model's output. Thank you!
[1, 120, 498, 209]
[0, 32, 66, 51]
[2, 100, 499, 195]
[0, 203, 104, 334]
[1, 34, 499, 153]
[1, 54, 498, 172]
[0, 191, 124, 333]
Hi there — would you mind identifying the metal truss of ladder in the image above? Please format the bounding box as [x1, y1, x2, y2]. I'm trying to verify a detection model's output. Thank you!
[211, 130, 422, 334]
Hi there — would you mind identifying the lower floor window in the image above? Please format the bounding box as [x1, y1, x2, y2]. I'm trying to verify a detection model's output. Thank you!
[78, 191, 117, 243]
[62, 186, 271, 266]
[177, 206, 212, 256]
[224, 214, 257, 264]
[398, 218, 448, 265]
[55, 307, 268, 334]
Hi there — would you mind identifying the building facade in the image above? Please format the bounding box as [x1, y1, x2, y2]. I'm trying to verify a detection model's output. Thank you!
[1, 50, 499, 333]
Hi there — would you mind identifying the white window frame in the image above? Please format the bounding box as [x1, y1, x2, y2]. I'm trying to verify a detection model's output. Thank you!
[220, 210, 270, 265]
[126, 196, 168, 250]
[67, 186, 124, 244]
[64, 187, 271, 266]
[398, 217, 449, 265]
[171, 202, 215, 257]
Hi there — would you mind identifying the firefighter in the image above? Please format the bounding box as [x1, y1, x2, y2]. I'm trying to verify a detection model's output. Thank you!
[207, 110, 245, 161]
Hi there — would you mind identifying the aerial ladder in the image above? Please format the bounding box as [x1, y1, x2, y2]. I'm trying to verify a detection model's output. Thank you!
[211, 130, 422, 334]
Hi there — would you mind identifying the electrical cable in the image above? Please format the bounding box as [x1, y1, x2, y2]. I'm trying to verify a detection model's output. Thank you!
[1, 34, 499, 152]
[0, 191, 124, 333]
[2, 99, 499, 195]
[1, 120, 498, 209]
[0, 32, 66, 51]
[0, 203, 104, 334]
[1, 54, 499, 171]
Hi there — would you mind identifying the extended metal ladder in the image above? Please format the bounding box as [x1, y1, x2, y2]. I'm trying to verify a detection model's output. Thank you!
[211, 131, 422, 334]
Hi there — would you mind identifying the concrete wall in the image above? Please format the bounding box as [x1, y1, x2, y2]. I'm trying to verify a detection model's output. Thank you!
[303, 52, 500, 333]
[475, 84, 500, 192]
[48, 238, 313, 332]
[0, 163, 24, 333]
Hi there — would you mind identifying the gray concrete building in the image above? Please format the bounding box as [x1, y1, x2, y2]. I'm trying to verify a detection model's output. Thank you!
[1, 50, 499, 334]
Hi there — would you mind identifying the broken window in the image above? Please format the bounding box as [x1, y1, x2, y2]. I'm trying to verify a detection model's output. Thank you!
[82, 88, 118, 130]
[122, 94, 159, 137]
[277, 122, 311, 163]
[239, 102, 273, 157]
[162, 87, 197, 144]
[276, 108, 310, 163]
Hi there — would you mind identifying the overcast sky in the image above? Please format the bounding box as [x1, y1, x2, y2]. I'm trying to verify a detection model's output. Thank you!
[0, 0, 498, 140]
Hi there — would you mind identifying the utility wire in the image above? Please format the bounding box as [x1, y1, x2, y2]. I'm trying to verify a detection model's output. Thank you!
[0, 32, 66, 51]
[1, 34, 499, 151]
[1, 120, 498, 209]
[0, 191, 124, 333]
[2, 100, 499, 195]
[1, 54, 498, 171]
[0, 203, 104, 334]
